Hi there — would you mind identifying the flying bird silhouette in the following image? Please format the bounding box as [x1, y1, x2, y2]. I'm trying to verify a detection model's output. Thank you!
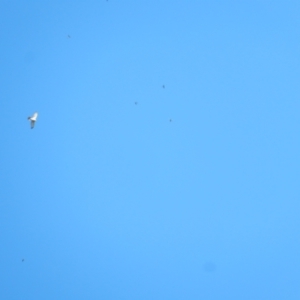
[28, 112, 38, 129]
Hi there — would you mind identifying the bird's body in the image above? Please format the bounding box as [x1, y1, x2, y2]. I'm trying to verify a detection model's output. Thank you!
[28, 112, 38, 129]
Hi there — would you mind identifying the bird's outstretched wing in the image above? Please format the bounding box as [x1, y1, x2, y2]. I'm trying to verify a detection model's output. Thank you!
[31, 120, 35, 129]
[31, 113, 38, 121]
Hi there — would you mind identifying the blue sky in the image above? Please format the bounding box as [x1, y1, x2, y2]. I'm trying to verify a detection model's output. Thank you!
[1, 1, 300, 299]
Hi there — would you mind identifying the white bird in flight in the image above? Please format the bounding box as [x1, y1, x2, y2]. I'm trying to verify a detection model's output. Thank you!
[28, 112, 38, 129]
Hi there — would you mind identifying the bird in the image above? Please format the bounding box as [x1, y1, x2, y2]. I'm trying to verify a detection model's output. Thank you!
[162, 85, 165, 89]
[67, 35, 71, 38]
[28, 112, 38, 129]
[134, 102, 138, 105]
[22, 259, 24, 262]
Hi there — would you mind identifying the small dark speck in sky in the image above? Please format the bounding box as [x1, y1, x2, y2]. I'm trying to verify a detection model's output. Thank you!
[22, 259, 24, 262]
[203, 262, 216, 273]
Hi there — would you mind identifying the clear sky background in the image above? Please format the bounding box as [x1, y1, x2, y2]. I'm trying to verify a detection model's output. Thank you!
[1, 1, 300, 299]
